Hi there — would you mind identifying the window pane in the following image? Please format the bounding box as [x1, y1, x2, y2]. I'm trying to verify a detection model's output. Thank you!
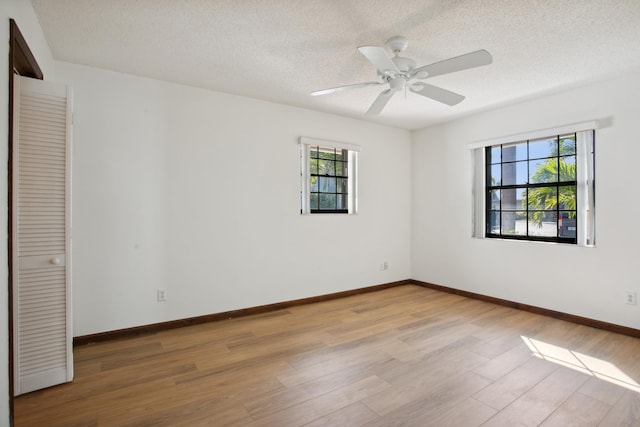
[529, 159, 558, 184]
[559, 134, 576, 155]
[559, 156, 576, 181]
[310, 176, 318, 192]
[318, 158, 335, 176]
[501, 211, 526, 236]
[310, 193, 318, 209]
[319, 194, 336, 209]
[527, 186, 557, 211]
[559, 211, 577, 238]
[489, 146, 501, 164]
[310, 147, 320, 158]
[558, 185, 576, 210]
[502, 161, 527, 185]
[528, 211, 557, 237]
[529, 137, 557, 160]
[502, 142, 527, 162]
[487, 211, 500, 234]
[490, 164, 501, 186]
[318, 177, 335, 193]
[335, 161, 347, 177]
[337, 194, 347, 210]
[489, 190, 500, 210]
[501, 188, 526, 210]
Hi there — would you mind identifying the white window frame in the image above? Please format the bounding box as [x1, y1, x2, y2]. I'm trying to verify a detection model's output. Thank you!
[300, 137, 359, 215]
[469, 121, 596, 246]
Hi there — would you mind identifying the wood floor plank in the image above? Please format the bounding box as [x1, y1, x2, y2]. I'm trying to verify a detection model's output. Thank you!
[364, 371, 492, 426]
[320, 312, 421, 346]
[473, 356, 559, 411]
[244, 363, 376, 418]
[578, 376, 627, 406]
[400, 320, 484, 355]
[285, 331, 395, 372]
[539, 391, 612, 426]
[470, 332, 524, 359]
[364, 350, 489, 416]
[302, 402, 378, 427]
[14, 284, 640, 426]
[276, 350, 388, 389]
[372, 337, 487, 387]
[247, 376, 391, 427]
[481, 366, 590, 426]
[598, 389, 640, 426]
[472, 341, 533, 381]
[426, 396, 497, 427]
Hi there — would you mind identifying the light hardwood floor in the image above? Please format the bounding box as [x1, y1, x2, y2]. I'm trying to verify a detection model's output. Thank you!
[15, 285, 640, 426]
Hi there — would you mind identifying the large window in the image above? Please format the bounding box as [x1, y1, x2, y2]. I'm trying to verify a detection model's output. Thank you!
[473, 124, 595, 245]
[300, 137, 358, 214]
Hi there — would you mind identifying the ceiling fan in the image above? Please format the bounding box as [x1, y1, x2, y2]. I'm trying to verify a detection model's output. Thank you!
[311, 36, 492, 115]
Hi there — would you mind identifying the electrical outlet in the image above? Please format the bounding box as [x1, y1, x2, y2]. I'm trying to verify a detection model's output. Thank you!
[625, 291, 637, 305]
[157, 288, 167, 302]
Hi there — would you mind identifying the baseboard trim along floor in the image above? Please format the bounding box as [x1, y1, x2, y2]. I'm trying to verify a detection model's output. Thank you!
[73, 279, 411, 346]
[74, 278, 640, 346]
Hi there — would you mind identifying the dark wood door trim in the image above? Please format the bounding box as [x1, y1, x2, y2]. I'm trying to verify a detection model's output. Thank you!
[8, 18, 43, 426]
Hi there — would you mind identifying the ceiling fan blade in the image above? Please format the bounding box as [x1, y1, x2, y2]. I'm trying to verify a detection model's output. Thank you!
[310, 81, 384, 96]
[358, 46, 399, 76]
[366, 89, 394, 116]
[410, 83, 465, 106]
[413, 49, 492, 79]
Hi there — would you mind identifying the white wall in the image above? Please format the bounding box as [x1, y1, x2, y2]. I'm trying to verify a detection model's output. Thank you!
[54, 62, 412, 336]
[1, 1, 55, 423]
[412, 72, 640, 330]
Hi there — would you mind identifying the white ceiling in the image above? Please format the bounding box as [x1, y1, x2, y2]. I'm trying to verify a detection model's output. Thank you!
[30, 0, 640, 130]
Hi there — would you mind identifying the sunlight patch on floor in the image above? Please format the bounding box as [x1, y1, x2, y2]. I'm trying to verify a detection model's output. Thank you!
[521, 336, 640, 392]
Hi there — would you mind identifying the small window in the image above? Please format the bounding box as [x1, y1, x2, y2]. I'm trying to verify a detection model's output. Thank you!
[484, 131, 594, 244]
[300, 137, 358, 214]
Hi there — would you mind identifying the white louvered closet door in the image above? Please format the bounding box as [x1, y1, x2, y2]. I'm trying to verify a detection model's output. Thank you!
[13, 75, 73, 395]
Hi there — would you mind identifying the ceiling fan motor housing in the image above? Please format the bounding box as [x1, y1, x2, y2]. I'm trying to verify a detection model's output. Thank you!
[377, 56, 416, 80]
[392, 56, 416, 73]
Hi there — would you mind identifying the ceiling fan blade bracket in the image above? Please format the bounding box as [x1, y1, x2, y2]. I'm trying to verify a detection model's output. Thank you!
[413, 70, 429, 79]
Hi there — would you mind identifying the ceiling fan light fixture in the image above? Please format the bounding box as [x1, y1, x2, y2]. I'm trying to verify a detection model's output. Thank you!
[389, 77, 406, 92]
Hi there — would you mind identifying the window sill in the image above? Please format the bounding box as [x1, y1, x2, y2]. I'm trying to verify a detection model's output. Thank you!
[473, 236, 595, 248]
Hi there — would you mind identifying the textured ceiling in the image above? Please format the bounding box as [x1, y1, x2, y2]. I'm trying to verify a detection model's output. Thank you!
[30, 0, 640, 130]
